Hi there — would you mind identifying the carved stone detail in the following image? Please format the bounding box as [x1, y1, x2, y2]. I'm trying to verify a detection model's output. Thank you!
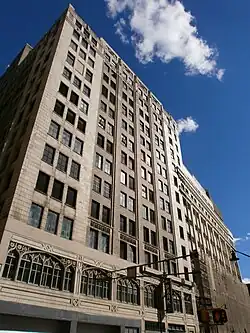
[41, 243, 53, 253]
[71, 298, 80, 307]
[110, 304, 118, 312]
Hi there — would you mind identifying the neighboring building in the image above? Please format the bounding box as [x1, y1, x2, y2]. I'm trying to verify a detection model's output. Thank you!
[0, 4, 249, 333]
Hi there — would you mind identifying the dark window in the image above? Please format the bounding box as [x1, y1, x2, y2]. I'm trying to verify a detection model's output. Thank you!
[97, 133, 105, 148]
[89, 229, 98, 249]
[117, 280, 139, 304]
[81, 38, 88, 49]
[129, 157, 134, 170]
[181, 246, 187, 259]
[28, 203, 43, 228]
[129, 176, 135, 190]
[48, 121, 60, 139]
[174, 176, 178, 187]
[79, 49, 86, 60]
[61, 217, 73, 240]
[106, 140, 113, 154]
[184, 267, 189, 281]
[121, 151, 127, 165]
[100, 101, 107, 112]
[120, 215, 127, 232]
[176, 192, 180, 203]
[149, 190, 154, 203]
[110, 81, 116, 90]
[163, 237, 168, 251]
[83, 84, 91, 97]
[91, 200, 100, 219]
[90, 46, 96, 58]
[45, 211, 59, 234]
[122, 92, 127, 101]
[109, 92, 116, 105]
[66, 52, 75, 66]
[161, 216, 167, 230]
[66, 187, 77, 208]
[143, 227, 150, 243]
[102, 85, 108, 98]
[151, 231, 157, 246]
[129, 220, 136, 236]
[66, 109, 76, 125]
[70, 91, 79, 106]
[102, 206, 111, 224]
[167, 219, 173, 233]
[179, 226, 184, 239]
[77, 117, 86, 133]
[57, 153, 68, 172]
[93, 175, 102, 193]
[74, 137, 84, 155]
[54, 99, 65, 116]
[129, 99, 134, 107]
[35, 171, 50, 194]
[63, 67, 72, 80]
[70, 161, 80, 180]
[81, 269, 111, 298]
[184, 294, 193, 314]
[173, 290, 183, 312]
[73, 76, 81, 89]
[177, 208, 182, 221]
[103, 181, 112, 198]
[88, 57, 95, 68]
[80, 99, 89, 114]
[51, 179, 64, 201]
[73, 30, 80, 40]
[85, 69, 93, 83]
[149, 210, 155, 224]
[42, 144, 55, 165]
[62, 129, 72, 147]
[103, 73, 109, 84]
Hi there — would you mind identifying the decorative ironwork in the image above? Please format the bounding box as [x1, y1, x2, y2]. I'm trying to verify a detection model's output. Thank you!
[117, 278, 140, 305]
[80, 267, 111, 299]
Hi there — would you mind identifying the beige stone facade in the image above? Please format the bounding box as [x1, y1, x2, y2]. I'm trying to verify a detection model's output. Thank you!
[0, 4, 249, 333]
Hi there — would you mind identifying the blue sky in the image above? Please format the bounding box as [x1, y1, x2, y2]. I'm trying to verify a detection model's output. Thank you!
[1, 0, 250, 280]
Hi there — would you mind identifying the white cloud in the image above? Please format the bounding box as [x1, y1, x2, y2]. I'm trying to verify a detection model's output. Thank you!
[115, 18, 129, 44]
[233, 237, 242, 244]
[105, 0, 224, 79]
[177, 117, 199, 134]
[242, 278, 250, 284]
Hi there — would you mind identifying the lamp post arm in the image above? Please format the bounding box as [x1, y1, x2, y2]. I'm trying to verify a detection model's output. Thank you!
[236, 250, 250, 259]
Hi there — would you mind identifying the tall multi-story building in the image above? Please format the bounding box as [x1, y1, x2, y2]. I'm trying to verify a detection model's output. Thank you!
[0, 4, 249, 333]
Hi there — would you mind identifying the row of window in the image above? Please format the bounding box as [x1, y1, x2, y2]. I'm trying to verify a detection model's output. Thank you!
[35, 171, 77, 208]
[28, 203, 73, 239]
[93, 175, 112, 199]
[2, 248, 193, 313]
[100, 100, 115, 119]
[48, 120, 84, 155]
[59, 80, 91, 102]
[42, 144, 80, 180]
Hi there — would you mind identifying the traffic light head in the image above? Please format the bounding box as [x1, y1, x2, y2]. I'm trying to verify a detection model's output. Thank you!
[212, 308, 228, 324]
[198, 309, 210, 324]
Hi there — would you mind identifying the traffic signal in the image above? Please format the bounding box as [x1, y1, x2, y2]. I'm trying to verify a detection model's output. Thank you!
[212, 308, 228, 324]
[198, 309, 210, 324]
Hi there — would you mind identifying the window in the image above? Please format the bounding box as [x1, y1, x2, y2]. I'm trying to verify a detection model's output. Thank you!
[148, 172, 153, 184]
[89, 46, 96, 57]
[70, 91, 79, 106]
[42, 144, 55, 165]
[100, 101, 107, 113]
[140, 121, 144, 132]
[59, 82, 69, 97]
[79, 99, 88, 115]
[162, 216, 167, 230]
[129, 176, 135, 190]
[145, 252, 151, 267]
[107, 123, 114, 136]
[88, 57, 95, 68]
[163, 237, 168, 251]
[70, 39, 77, 51]
[128, 157, 134, 170]
[76, 20, 82, 29]
[173, 290, 182, 313]
[57, 153, 68, 172]
[81, 269, 110, 298]
[129, 219, 136, 236]
[128, 111, 134, 122]
[162, 169, 167, 179]
[120, 192, 127, 207]
[120, 242, 136, 263]
[146, 155, 151, 166]
[164, 184, 169, 195]
[51, 179, 64, 201]
[142, 185, 147, 198]
[83, 84, 91, 97]
[120, 215, 127, 232]
[73, 29, 80, 40]
[91, 200, 100, 219]
[102, 206, 111, 224]
[103, 73, 109, 84]
[61, 217, 73, 240]
[66, 52, 75, 66]
[63, 67, 72, 80]
[45, 211, 59, 234]
[167, 219, 173, 233]
[165, 201, 170, 213]
[74, 137, 83, 155]
[79, 49, 86, 60]
[104, 160, 112, 175]
[141, 150, 146, 162]
[103, 181, 112, 198]
[95, 153, 103, 169]
[146, 141, 151, 150]
[62, 129, 72, 147]
[184, 294, 193, 315]
[151, 231, 157, 246]
[129, 125, 134, 137]
[169, 240, 175, 254]
[97, 133, 105, 148]
[98, 115, 106, 129]
[122, 104, 127, 116]
[141, 167, 146, 179]
[181, 246, 187, 259]
[28, 203, 43, 228]
[122, 92, 127, 101]
[121, 134, 127, 146]
[159, 197, 165, 210]
[129, 99, 134, 107]
[156, 150, 160, 159]
[93, 175, 102, 193]
[144, 285, 156, 309]
[109, 92, 116, 104]
[143, 227, 150, 242]
[158, 180, 163, 191]
[174, 176, 178, 187]
[104, 63, 110, 72]
[73, 76, 81, 89]
[121, 151, 127, 165]
[179, 226, 184, 239]
[81, 38, 88, 49]
[85, 69, 93, 83]
[108, 108, 114, 119]
[102, 85, 108, 98]
[48, 120, 60, 139]
[66, 109, 76, 125]
[142, 205, 148, 220]
[35, 171, 50, 194]
[121, 171, 127, 185]
[149, 190, 154, 203]
[70, 161, 80, 180]
[122, 120, 128, 131]
[117, 279, 139, 304]
[149, 209, 155, 224]
[176, 192, 180, 203]
[177, 208, 182, 221]
[106, 140, 113, 154]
